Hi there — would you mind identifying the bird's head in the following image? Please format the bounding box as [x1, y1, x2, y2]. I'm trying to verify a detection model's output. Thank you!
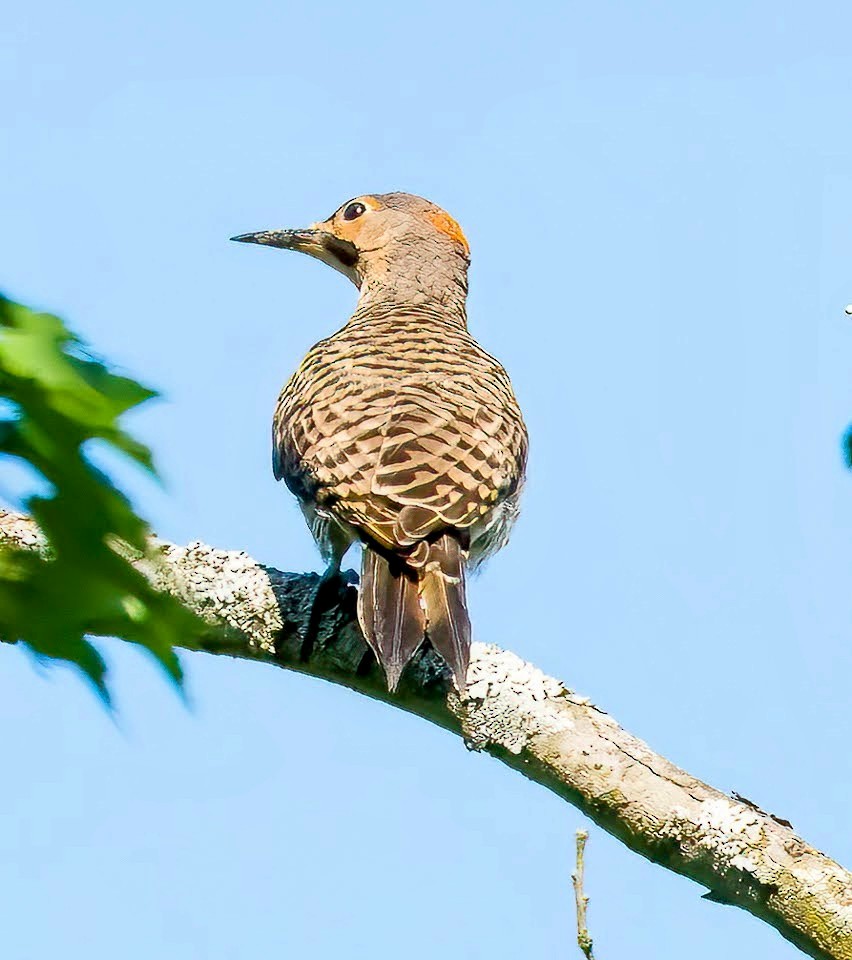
[231, 192, 470, 295]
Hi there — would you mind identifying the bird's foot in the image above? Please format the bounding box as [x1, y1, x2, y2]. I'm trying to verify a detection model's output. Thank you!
[300, 565, 353, 661]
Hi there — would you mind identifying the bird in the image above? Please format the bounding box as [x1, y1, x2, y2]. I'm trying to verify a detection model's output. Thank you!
[232, 193, 528, 692]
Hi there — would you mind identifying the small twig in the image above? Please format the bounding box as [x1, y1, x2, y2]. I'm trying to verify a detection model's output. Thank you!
[572, 829, 596, 959]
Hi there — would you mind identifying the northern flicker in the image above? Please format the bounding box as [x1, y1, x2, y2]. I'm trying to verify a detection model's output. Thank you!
[232, 193, 527, 692]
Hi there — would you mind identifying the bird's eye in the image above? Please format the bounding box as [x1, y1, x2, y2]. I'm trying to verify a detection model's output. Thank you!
[343, 201, 366, 221]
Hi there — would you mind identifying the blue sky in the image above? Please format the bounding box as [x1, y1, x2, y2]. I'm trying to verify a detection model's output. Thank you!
[2, 1, 852, 957]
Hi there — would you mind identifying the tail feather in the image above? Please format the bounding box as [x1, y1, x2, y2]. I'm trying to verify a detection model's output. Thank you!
[359, 547, 425, 692]
[358, 536, 472, 693]
[419, 535, 471, 693]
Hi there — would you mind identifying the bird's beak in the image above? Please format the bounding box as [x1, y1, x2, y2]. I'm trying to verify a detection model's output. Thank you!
[230, 227, 359, 279]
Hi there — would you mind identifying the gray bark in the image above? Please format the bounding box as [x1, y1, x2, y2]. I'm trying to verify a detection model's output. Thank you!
[1, 507, 850, 960]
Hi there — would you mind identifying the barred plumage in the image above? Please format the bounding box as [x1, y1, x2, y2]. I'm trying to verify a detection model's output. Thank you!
[234, 192, 527, 691]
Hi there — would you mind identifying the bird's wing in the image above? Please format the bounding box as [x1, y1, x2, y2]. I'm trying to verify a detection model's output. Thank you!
[332, 374, 527, 553]
[273, 340, 527, 558]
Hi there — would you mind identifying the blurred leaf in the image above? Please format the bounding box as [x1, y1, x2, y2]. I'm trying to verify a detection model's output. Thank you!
[843, 426, 852, 470]
[0, 294, 199, 704]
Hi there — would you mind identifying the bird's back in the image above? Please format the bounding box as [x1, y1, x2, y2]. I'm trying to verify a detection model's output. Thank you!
[274, 307, 527, 561]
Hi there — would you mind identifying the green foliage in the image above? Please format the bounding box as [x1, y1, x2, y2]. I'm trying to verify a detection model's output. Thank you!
[0, 295, 198, 702]
[843, 426, 852, 470]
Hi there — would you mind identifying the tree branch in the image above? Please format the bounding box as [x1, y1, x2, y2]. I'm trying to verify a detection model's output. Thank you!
[572, 829, 596, 959]
[2, 508, 851, 960]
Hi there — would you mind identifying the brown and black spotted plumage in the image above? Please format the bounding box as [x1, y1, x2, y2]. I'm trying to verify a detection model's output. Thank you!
[233, 193, 527, 691]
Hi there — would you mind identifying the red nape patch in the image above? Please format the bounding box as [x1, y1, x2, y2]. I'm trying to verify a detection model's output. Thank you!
[427, 210, 470, 255]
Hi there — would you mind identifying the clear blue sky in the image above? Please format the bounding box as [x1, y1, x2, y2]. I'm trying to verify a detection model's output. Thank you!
[2, 2, 851, 957]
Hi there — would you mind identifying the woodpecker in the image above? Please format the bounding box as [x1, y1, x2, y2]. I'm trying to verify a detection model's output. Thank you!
[232, 193, 527, 692]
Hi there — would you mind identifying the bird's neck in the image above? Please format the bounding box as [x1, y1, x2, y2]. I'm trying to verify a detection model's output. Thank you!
[353, 248, 469, 328]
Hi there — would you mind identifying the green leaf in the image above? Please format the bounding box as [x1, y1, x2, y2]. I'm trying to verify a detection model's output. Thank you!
[0, 294, 200, 702]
